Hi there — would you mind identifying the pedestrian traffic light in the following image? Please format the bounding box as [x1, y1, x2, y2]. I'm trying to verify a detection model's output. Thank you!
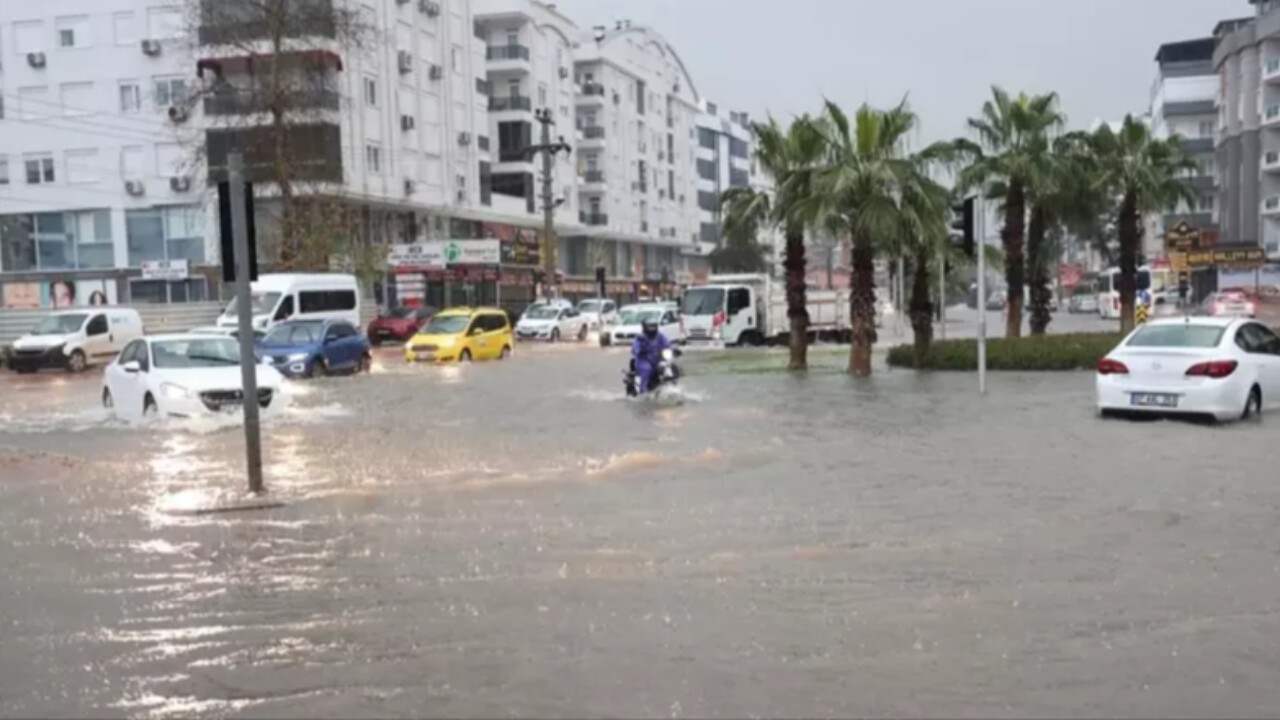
[950, 196, 975, 258]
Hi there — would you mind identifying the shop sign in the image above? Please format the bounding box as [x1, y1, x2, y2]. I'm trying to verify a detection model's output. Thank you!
[1186, 245, 1266, 267]
[141, 259, 189, 280]
[388, 243, 445, 271]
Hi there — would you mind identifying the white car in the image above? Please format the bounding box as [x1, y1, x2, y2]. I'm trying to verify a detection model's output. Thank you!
[514, 305, 589, 342]
[605, 304, 684, 347]
[1096, 317, 1280, 422]
[102, 334, 284, 421]
[189, 325, 266, 343]
[576, 298, 620, 331]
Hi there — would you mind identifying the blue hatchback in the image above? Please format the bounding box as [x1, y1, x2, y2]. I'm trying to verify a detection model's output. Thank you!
[256, 319, 372, 378]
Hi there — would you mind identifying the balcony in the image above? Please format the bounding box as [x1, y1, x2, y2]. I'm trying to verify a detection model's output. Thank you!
[497, 147, 531, 163]
[198, 0, 337, 45]
[578, 82, 606, 106]
[1266, 57, 1280, 83]
[1265, 104, 1280, 128]
[1265, 151, 1280, 173]
[1264, 196, 1280, 216]
[475, 78, 491, 96]
[581, 170, 606, 183]
[489, 95, 532, 112]
[580, 211, 608, 226]
[203, 87, 341, 116]
[580, 125, 605, 148]
[477, 135, 490, 152]
[205, 122, 343, 184]
[1182, 137, 1214, 155]
[486, 44, 531, 73]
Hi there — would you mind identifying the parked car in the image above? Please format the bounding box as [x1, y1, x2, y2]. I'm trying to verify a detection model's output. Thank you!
[514, 304, 589, 342]
[1068, 290, 1099, 314]
[215, 273, 360, 333]
[404, 307, 513, 363]
[576, 298, 620, 331]
[102, 334, 284, 421]
[1096, 317, 1280, 422]
[9, 308, 143, 374]
[604, 303, 684, 347]
[1199, 290, 1256, 318]
[368, 306, 437, 346]
[255, 319, 371, 378]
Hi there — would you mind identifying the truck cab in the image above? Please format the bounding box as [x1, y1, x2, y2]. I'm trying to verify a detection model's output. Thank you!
[681, 282, 760, 346]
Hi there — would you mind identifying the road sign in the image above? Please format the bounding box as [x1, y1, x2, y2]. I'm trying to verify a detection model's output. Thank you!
[1135, 303, 1149, 325]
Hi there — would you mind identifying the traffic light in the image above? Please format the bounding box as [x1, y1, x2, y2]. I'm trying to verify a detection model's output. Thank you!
[950, 196, 975, 258]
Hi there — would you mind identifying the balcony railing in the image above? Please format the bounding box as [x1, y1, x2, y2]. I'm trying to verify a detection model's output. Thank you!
[1267, 58, 1280, 75]
[203, 87, 341, 115]
[580, 211, 608, 226]
[487, 44, 530, 61]
[1266, 105, 1280, 122]
[490, 95, 532, 112]
[582, 170, 605, 183]
[582, 126, 605, 139]
[1266, 151, 1280, 166]
[580, 82, 605, 96]
[475, 78, 491, 96]
[1265, 196, 1280, 211]
[477, 135, 490, 152]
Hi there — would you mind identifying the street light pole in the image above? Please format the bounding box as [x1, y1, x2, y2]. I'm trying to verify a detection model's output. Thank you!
[228, 153, 264, 494]
[976, 196, 987, 395]
[531, 108, 572, 300]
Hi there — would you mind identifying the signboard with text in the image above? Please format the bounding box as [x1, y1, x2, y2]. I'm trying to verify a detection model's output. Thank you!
[388, 243, 445, 271]
[141, 259, 189, 280]
[1185, 245, 1266, 267]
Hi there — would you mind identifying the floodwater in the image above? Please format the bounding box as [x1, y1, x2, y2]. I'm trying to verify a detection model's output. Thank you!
[2, 344, 1279, 718]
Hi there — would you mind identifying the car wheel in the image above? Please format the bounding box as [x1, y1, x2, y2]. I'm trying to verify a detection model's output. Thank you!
[102, 388, 113, 408]
[311, 358, 329, 378]
[143, 393, 157, 417]
[459, 349, 472, 362]
[578, 324, 588, 341]
[358, 353, 372, 373]
[1242, 385, 1262, 421]
[67, 350, 87, 373]
[500, 345, 512, 360]
[550, 328, 560, 343]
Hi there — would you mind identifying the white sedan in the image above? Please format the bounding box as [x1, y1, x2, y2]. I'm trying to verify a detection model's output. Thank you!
[576, 298, 620, 331]
[1096, 317, 1280, 422]
[102, 334, 284, 421]
[514, 305, 589, 342]
[604, 304, 685, 347]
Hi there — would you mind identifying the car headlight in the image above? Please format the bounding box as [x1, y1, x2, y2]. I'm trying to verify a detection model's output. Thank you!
[160, 382, 190, 400]
[286, 352, 309, 362]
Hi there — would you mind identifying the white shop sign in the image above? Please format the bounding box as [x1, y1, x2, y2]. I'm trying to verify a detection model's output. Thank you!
[141, 259, 189, 280]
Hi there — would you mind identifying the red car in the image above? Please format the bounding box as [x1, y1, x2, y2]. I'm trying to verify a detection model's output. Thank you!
[367, 306, 437, 346]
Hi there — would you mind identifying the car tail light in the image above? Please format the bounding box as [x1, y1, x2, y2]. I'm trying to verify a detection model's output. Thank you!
[1097, 358, 1129, 375]
[1186, 360, 1238, 378]
[1246, 302, 1256, 315]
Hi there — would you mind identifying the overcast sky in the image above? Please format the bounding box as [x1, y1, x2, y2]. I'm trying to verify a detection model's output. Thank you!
[551, 0, 1242, 142]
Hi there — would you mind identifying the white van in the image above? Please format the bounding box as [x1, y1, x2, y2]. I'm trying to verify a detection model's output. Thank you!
[215, 274, 361, 332]
[9, 308, 144, 373]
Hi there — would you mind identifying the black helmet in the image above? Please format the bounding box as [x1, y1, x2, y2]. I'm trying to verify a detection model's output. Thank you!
[642, 319, 659, 338]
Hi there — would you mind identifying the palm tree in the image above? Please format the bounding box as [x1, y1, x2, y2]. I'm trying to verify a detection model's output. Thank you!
[1088, 116, 1198, 333]
[805, 99, 953, 376]
[892, 178, 952, 365]
[955, 87, 1065, 338]
[1024, 132, 1095, 335]
[719, 116, 824, 370]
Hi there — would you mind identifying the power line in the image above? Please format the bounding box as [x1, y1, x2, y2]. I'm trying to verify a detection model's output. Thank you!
[1, 91, 179, 131]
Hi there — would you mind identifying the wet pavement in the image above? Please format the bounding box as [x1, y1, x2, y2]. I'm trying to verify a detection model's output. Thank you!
[2, 342, 1280, 718]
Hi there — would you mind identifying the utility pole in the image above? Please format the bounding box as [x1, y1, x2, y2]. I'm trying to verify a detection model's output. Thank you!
[228, 153, 265, 494]
[938, 247, 946, 340]
[531, 108, 572, 300]
[976, 196, 987, 395]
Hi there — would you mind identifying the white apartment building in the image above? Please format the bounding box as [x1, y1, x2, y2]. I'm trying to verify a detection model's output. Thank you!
[694, 99, 778, 268]
[571, 21, 702, 284]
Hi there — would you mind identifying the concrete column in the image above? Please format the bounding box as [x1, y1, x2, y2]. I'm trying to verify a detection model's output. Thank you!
[1242, 46, 1262, 243]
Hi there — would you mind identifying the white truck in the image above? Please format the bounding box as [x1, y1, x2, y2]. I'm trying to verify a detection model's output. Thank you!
[680, 274, 855, 347]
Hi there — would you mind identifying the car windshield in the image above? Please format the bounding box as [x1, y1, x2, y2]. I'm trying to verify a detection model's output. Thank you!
[264, 321, 324, 345]
[151, 339, 240, 368]
[31, 314, 88, 335]
[223, 291, 281, 317]
[578, 300, 604, 312]
[383, 307, 413, 319]
[1126, 324, 1227, 348]
[682, 288, 724, 316]
[526, 307, 561, 320]
[423, 315, 470, 335]
[620, 309, 663, 325]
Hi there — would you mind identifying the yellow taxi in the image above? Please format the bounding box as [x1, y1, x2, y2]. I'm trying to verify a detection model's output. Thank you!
[404, 307, 513, 363]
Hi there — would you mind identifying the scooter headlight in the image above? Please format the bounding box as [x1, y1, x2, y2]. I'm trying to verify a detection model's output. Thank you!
[661, 348, 674, 361]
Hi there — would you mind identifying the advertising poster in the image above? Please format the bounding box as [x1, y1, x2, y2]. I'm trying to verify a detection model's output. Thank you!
[0, 279, 119, 309]
[485, 223, 541, 266]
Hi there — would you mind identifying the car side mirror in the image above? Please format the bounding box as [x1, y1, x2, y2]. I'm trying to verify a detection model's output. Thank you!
[121, 360, 141, 373]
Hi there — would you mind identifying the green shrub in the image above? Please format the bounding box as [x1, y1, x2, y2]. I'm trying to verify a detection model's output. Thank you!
[886, 333, 1125, 371]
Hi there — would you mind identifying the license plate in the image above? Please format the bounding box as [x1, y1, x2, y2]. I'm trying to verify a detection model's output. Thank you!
[1131, 393, 1178, 408]
[415, 352, 434, 362]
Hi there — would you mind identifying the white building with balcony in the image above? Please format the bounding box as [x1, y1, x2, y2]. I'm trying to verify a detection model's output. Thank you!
[693, 99, 778, 269]
[570, 21, 702, 285]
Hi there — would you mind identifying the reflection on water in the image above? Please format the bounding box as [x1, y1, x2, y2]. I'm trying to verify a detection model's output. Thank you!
[2, 349, 1280, 717]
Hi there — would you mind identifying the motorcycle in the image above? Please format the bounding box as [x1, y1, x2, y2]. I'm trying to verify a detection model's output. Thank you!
[624, 347, 683, 399]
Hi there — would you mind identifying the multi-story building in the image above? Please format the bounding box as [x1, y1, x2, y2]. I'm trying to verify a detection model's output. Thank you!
[1213, 3, 1280, 256]
[571, 21, 701, 286]
[1149, 37, 1219, 259]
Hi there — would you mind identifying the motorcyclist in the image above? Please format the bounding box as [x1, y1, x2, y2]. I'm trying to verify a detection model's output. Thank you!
[631, 318, 672, 394]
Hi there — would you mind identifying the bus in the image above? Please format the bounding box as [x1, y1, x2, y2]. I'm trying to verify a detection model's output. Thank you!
[1095, 265, 1175, 319]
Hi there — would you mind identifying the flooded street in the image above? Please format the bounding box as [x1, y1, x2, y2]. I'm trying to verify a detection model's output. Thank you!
[2, 345, 1279, 718]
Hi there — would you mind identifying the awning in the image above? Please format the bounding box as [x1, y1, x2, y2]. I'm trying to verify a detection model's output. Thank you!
[197, 49, 343, 78]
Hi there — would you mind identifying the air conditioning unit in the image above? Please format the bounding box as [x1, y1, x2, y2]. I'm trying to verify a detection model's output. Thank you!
[428, 64, 443, 80]
[404, 178, 415, 195]
[457, 132, 471, 146]
[124, 180, 145, 196]
[558, 67, 568, 79]
[420, 0, 441, 17]
[397, 51, 413, 74]
[400, 114, 416, 131]
[27, 52, 46, 69]
[140, 39, 161, 56]
[167, 106, 189, 123]
[169, 176, 191, 193]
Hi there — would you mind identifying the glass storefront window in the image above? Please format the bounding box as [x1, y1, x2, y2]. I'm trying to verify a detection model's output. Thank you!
[126, 205, 204, 267]
[0, 210, 112, 271]
[129, 278, 207, 304]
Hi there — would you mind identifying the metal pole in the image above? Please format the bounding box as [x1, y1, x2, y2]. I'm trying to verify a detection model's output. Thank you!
[896, 256, 905, 336]
[976, 196, 987, 395]
[538, 110, 557, 300]
[229, 153, 264, 494]
[938, 246, 946, 340]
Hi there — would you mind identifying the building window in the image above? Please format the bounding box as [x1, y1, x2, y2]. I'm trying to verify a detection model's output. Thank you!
[729, 167, 750, 188]
[698, 127, 717, 150]
[119, 81, 142, 112]
[66, 149, 101, 184]
[152, 77, 186, 108]
[696, 158, 717, 181]
[451, 46, 461, 73]
[0, 158, 9, 186]
[56, 16, 91, 48]
[729, 136, 749, 159]
[59, 82, 93, 116]
[113, 12, 136, 46]
[538, 83, 547, 107]
[1200, 195, 1215, 212]
[24, 155, 55, 185]
[698, 191, 719, 212]
[363, 76, 378, 107]
[17, 86, 50, 121]
[366, 144, 382, 173]
[0, 210, 114, 272]
[1198, 120, 1214, 138]
[125, 205, 204, 266]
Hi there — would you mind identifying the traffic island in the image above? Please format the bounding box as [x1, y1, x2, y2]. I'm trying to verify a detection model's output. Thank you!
[887, 333, 1124, 371]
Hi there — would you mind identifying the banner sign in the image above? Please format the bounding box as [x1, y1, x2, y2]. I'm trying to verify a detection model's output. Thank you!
[141, 259, 189, 280]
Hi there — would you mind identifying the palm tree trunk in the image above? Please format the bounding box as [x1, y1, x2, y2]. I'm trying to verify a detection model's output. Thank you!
[1027, 203, 1052, 336]
[846, 236, 877, 376]
[1002, 181, 1026, 338]
[783, 227, 809, 370]
[1117, 192, 1140, 335]
[909, 250, 934, 367]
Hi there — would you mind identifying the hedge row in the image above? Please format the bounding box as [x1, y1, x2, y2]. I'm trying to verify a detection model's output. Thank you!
[886, 333, 1125, 371]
